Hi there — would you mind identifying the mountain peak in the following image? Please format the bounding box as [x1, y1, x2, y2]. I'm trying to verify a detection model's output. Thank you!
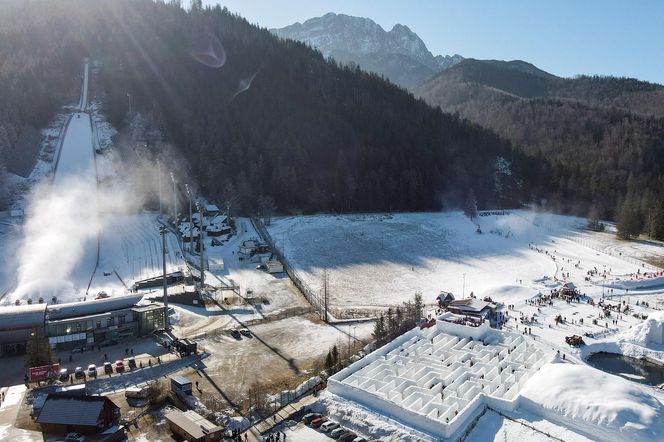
[271, 13, 463, 88]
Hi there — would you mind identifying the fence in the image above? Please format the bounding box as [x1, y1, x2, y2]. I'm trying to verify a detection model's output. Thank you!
[251, 218, 325, 320]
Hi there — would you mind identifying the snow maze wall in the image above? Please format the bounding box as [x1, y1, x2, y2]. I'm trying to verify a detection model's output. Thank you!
[328, 314, 553, 440]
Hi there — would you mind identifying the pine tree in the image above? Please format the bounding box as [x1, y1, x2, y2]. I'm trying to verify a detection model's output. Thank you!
[464, 189, 478, 220]
[331, 345, 339, 367]
[373, 313, 386, 343]
[616, 197, 643, 240]
[25, 327, 53, 368]
[324, 351, 333, 372]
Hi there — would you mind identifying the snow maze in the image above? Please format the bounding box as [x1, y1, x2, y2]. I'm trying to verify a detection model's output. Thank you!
[328, 314, 553, 440]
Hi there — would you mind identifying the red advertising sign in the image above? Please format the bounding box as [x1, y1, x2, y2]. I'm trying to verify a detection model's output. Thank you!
[28, 363, 60, 382]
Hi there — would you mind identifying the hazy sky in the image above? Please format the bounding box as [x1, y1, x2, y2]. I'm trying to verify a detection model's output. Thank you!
[203, 0, 664, 84]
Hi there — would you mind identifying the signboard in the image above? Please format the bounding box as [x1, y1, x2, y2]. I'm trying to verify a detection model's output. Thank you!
[29, 363, 60, 382]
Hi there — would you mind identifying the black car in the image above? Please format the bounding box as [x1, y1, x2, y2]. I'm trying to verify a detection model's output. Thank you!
[128, 358, 137, 370]
[74, 367, 85, 379]
[58, 368, 69, 382]
[230, 329, 242, 339]
[103, 362, 113, 375]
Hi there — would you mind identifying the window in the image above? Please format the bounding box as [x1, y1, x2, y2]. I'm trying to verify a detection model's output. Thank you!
[107, 317, 113, 327]
[119, 315, 126, 325]
[96, 320, 101, 329]
[76, 322, 82, 332]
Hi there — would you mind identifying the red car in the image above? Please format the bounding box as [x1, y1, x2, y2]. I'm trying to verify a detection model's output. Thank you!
[309, 417, 327, 429]
[114, 360, 125, 373]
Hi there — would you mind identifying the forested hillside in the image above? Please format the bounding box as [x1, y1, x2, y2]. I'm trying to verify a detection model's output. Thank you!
[417, 59, 664, 237]
[0, 0, 539, 213]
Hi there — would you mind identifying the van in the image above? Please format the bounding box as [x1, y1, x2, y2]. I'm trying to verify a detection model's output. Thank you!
[125, 387, 147, 399]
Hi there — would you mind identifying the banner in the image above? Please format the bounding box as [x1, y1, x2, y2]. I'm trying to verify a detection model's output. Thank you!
[28, 363, 60, 382]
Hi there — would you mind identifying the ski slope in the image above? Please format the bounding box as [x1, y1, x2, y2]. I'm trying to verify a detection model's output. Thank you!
[268, 211, 655, 311]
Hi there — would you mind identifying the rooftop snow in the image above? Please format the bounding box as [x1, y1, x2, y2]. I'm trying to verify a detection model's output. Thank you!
[328, 314, 552, 439]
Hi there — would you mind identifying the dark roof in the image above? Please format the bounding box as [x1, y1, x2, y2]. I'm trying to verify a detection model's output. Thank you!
[171, 375, 192, 386]
[448, 298, 491, 312]
[37, 395, 118, 427]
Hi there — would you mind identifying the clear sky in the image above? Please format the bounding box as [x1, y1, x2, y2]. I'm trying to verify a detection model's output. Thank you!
[202, 0, 664, 84]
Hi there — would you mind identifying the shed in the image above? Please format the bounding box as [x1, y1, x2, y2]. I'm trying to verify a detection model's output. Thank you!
[170, 375, 193, 395]
[165, 409, 223, 442]
[36, 394, 120, 435]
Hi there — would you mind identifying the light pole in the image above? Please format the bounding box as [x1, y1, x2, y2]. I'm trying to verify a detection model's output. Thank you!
[170, 172, 177, 224]
[126, 92, 132, 117]
[157, 160, 163, 214]
[185, 184, 194, 254]
[160, 226, 170, 331]
[195, 201, 205, 289]
[462, 273, 466, 299]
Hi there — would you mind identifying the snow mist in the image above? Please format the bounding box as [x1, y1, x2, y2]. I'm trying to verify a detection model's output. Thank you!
[10, 161, 157, 302]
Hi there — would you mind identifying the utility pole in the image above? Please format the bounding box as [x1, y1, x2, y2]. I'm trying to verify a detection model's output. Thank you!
[185, 184, 194, 254]
[348, 324, 351, 361]
[160, 226, 170, 331]
[323, 269, 329, 323]
[157, 160, 163, 214]
[196, 201, 205, 290]
[170, 172, 177, 223]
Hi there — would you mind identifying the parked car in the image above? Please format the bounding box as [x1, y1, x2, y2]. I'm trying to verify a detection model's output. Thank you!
[302, 413, 322, 424]
[340, 433, 358, 442]
[128, 358, 136, 370]
[103, 362, 113, 375]
[309, 417, 327, 428]
[74, 366, 85, 379]
[239, 328, 252, 337]
[330, 428, 351, 439]
[87, 364, 97, 377]
[320, 421, 340, 432]
[115, 360, 125, 373]
[65, 432, 86, 442]
[230, 329, 241, 339]
[352, 437, 367, 442]
[58, 368, 69, 382]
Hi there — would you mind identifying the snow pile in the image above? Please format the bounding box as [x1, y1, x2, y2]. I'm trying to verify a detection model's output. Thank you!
[267, 376, 321, 406]
[602, 276, 664, 291]
[314, 392, 434, 442]
[619, 311, 664, 346]
[520, 363, 664, 442]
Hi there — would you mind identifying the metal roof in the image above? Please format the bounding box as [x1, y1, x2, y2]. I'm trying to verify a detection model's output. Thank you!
[46, 294, 143, 320]
[165, 409, 222, 439]
[36, 395, 117, 427]
[0, 303, 46, 333]
[171, 375, 192, 386]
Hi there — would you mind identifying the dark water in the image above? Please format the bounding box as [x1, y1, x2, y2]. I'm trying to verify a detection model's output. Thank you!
[587, 352, 664, 386]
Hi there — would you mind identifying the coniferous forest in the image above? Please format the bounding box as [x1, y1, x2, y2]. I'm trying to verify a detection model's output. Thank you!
[0, 0, 662, 241]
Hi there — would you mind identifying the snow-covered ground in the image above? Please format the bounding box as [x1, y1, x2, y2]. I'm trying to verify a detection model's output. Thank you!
[268, 211, 662, 313]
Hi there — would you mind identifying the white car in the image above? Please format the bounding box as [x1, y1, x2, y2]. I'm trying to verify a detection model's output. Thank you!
[87, 364, 97, 377]
[320, 421, 340, 432]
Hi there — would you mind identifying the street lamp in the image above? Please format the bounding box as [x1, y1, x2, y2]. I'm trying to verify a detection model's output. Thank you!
[195, 201, 205, 289]
[462, 273, 466, 299]
[185, 184, 194, 254]
[159, 226, 170, 331]
[170, 172, 177, 223]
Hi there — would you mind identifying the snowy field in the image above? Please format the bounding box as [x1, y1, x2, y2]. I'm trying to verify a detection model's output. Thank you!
[268, 211, 664, 312]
